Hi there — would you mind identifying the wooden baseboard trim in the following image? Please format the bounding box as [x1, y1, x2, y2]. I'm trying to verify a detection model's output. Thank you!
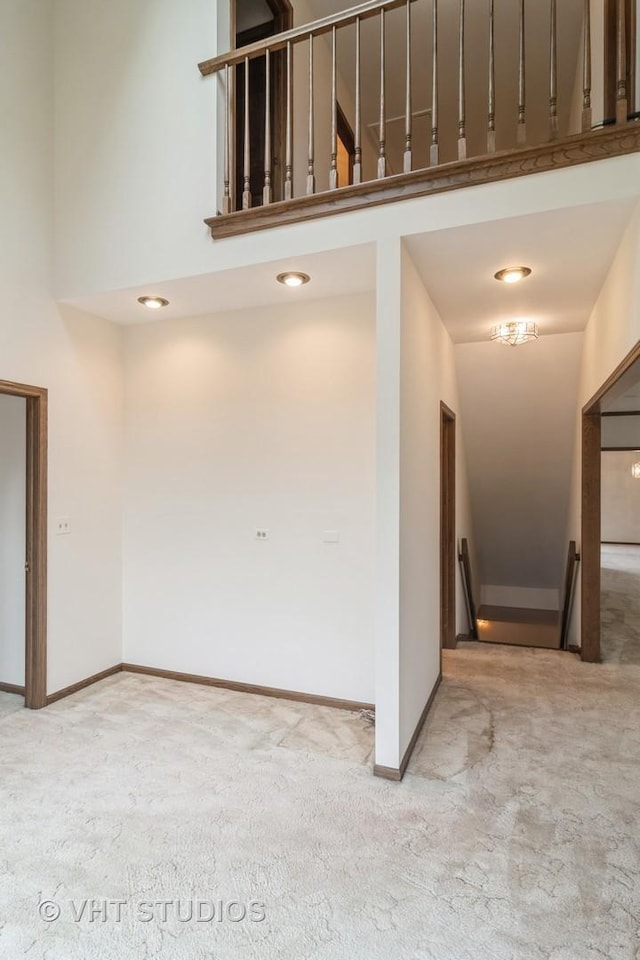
[46, 664, 123, 705]
[373, 763, 403, 781]
[374, 673, 443, 782]
[206, 125, 640, 239]
[601, 541, 640, 546]
[121, 663, 374, 713]
[0, 681, 25, 696]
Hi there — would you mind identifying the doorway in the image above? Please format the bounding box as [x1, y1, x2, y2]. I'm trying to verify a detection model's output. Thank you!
[440, 403, 456, 653]
[0, 380, 47, 709]
[234, 0, 293, 209]
[581, 340, 640, 661]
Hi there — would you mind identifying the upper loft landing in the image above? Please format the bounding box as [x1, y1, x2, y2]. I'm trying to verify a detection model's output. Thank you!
[199, 0, 640, 239]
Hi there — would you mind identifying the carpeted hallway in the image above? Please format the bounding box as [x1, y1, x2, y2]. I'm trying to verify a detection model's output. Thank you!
[601, 544, 640, 664]
[1, 644, 639, 959]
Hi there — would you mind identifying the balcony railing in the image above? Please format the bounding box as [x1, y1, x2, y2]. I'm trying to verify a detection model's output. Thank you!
[199, 0, 639, 239]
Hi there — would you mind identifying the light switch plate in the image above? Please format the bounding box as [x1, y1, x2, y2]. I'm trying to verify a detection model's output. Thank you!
[323, 530, 340, 544]
[55, 518, 71, 536]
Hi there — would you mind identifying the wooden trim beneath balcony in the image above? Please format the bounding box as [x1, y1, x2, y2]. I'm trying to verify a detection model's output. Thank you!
[206, 123, 640, 240]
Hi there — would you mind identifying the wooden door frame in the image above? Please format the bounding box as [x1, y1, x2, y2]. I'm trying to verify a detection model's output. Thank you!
[581, 340, 640, 662]
[0, 380, 47, 708]
[440, 403, 456, 658]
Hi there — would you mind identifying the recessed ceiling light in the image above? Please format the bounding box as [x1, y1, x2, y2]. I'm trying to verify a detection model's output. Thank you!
[277, 272, 311, 288]
[491, 320, 539, 346]
[138, 296, 169, 310]
[494, 266, 532, 285]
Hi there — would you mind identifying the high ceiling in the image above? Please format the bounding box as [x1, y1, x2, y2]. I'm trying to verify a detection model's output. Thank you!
[65, 198, 635, 334]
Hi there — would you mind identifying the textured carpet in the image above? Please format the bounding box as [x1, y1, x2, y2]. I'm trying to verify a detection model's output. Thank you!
[1, 647, 640, 959]
[601, 544, 640, 664]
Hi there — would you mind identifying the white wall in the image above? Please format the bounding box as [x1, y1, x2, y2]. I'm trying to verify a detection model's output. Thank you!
[602, 415, 640, 447]
[566, 203, 640, 646]
[399, 248, 473, 755]
[375, 239, 473, 770]
[122, 293, 376, 702]
[601, 450, 640, 542]
[0, 397, 26, 687]
[54, 0, 218, 299]
[456, 333, 583, 598]
[1, 0, 124, 695]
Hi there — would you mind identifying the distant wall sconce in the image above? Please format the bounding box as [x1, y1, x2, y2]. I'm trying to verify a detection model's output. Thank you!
[277, 272, 311, 288]
[494, 266, 532, 285]
[138, 296, 169, 310]
[632, 460, 640, 479]
[491, 320, 539, 346]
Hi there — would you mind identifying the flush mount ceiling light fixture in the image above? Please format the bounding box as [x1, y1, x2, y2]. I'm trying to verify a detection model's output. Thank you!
[494, 266, 532, 285]
[276, 272, 311, 288]
[491, 320, 539, 346]
[138, 296, 169, 310]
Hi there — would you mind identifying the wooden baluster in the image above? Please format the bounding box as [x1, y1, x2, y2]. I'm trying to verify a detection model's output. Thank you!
[330, 26, 338, 190]
[307, 35, 316, 195]
[285, 41, 293, 200]
[458, 0, 466, 160]
[378, 9, 386, 179]
[549, 0, 558, 139]
[263, 49, 272, 206]
[242, 56, 251, 209]
[404, 0, 412, 173]
[430, 0, 439, 166]
[582, 0, 592, 131]
[616, 0, 628, 123]
[354, 17, 363, 184]
[517, 0, 526, 145]
[488, 0, 496, 153]
[223, 64, 231, 214]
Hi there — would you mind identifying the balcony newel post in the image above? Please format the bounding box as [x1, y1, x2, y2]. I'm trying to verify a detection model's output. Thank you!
[582, 0, 592, 131]
[242, 56, 251, 208]
[285, 40, 293, 201]
[354, 16, 362, 184]
[430, 0, 439, 166]
[517, 0, 526, 145]
[488, 0, 496, 153]
[549, 0, 558, 139]
[378, 8, 387, 179]
[307, 34, 316, 195]
[616, 0, 628, 123]
[458, 0, 466, 160]
[330, 26, 338, 190]
[223, 64, 231, 214]
[404, 0, 412, 173]
[263, 49, 272, 206]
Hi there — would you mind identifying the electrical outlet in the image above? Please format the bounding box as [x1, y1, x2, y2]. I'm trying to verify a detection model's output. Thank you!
[55, 518, 71, 536]
[255, 529, 269, 541]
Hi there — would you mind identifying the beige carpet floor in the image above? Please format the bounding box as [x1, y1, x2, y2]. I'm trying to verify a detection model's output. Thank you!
[1, 646, 640, 959]
[601, 544, 640, 665]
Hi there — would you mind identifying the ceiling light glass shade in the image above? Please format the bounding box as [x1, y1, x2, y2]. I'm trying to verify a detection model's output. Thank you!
[494, 266, 532, 284]
[632, 461, 640, 479]
[277, 272, 311, 288]
[491, 320, 539, 346]
[138, 296, 169, 309]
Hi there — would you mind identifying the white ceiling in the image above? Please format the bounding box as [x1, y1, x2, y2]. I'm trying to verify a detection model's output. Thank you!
[67, 243, 376, 326]
[404, 200, 635, 344]
[66, 200, 634, 337]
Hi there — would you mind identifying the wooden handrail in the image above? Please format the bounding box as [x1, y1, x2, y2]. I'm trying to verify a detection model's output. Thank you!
[560, 540, 581, 650]
[198, 0, 417, 75]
